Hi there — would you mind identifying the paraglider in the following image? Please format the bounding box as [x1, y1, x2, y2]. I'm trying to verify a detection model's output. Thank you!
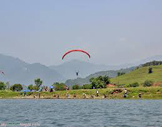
[62, 49, 90, 60]
[62, 49, 90, 78]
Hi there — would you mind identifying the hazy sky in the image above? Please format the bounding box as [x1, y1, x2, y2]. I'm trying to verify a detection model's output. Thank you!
[0, 0, 162, 66]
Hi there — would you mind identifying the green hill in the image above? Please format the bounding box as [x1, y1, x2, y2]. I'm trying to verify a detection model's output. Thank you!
[111, 65, 162, 85]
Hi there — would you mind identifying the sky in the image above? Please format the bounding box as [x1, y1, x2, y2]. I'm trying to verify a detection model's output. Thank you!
[0, 0, 162, 66]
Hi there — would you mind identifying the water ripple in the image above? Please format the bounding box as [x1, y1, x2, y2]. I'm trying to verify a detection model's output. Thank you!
[0, 99, 162, 127]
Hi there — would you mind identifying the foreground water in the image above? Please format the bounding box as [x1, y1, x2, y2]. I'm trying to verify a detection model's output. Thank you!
[0, 99, 162, 127]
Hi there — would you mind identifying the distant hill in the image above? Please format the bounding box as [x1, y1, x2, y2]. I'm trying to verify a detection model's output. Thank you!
[111, 64, 162, 85]
[65, 67, 135, 86]
[0, 54, 64, 85]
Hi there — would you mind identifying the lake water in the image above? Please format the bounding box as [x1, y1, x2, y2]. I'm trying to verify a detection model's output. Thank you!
[0, 99, 162, 127]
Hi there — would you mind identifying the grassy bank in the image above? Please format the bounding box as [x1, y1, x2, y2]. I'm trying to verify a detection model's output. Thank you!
[111, 65, 162, 85]
[0, 87, 162, 99]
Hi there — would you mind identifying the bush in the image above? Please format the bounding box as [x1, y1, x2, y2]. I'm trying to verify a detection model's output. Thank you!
[33, 85, 39, 91]
[82, 84, 92, 89]
[0, 82, 6, 90]
[126, 82, 140, 87]
[53, 82, 67, 91]
[10, 84, 23, 91]
[143, 80, 153, 87]
[72, 84, 81, 90]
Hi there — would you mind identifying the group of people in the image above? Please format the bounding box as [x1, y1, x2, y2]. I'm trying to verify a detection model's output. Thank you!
[28, 88, 142, 99]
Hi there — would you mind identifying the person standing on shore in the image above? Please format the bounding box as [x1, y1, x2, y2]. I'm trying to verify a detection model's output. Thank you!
[123, 89, 128, 98]
[83, 93, 86, 99]
[138, 93, 142, 98]
[96, 90, 99, 97]
[103, 94, 107, 99]
[24, 91, 26, 97]
[73, 94, 76, 98]
[38, 92, 40, 98]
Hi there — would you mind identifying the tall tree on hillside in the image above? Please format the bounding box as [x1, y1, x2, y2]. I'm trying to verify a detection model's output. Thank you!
[148, 67, 153, 74]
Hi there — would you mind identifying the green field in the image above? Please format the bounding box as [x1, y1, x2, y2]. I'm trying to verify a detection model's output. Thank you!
[0, 87, 162, 99]
[111, 65, 162, 85]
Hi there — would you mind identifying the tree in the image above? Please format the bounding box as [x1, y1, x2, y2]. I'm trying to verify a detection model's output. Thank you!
[0, 82, 6, 90]
[148, 67, 153, 74]
[34, 78, 43, 89]
[90, 76, 110, 89]
[10, 84, 23, 91]
[96, 79, 105, 88]
[102, 76, 110, 84]
[90, 77, 96, 89]
[28, 84, 34, 91]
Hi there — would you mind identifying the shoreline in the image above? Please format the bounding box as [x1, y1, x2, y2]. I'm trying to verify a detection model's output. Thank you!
[0, 97, 162, 100]
[0, 87, 162, 100]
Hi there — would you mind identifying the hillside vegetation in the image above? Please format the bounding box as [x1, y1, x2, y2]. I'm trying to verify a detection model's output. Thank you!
[65, 67, 135, 86]
[111, 65, 162, 85]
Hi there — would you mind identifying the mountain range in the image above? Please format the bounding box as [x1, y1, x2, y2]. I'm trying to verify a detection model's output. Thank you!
[0, 54, 64, 85]
[0, 53, 162, 86]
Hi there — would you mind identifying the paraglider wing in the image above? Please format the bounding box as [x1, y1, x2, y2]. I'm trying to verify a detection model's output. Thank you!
[62, 49, 90, 60]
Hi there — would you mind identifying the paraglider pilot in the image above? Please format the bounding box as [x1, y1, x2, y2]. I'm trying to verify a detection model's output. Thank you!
[76, 71, 79, 77]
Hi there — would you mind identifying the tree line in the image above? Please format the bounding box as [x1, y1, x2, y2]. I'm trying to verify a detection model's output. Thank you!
[0, 76, 156, 91]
